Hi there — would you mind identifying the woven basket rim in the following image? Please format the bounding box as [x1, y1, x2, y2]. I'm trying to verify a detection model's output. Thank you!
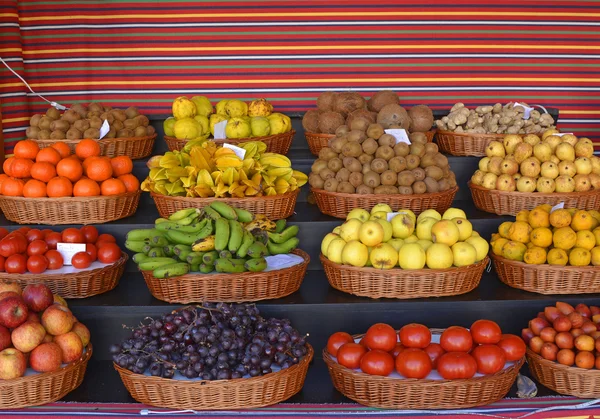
[311, 185, 459, 201]
[0, 189, 141, 203]
[468, 181, 600, 199]
[164, 130, 295, 144]
[150, 188, 299, 203]
[306, 130, 436, 137]
[34, 134, 157, 144]
[436, 130, 505, 139]
[491, 252, 600, 273]
[526, 348, 600, 377]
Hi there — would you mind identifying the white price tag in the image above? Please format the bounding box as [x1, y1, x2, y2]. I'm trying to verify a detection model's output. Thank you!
[265, 254, 299, 270]
[514, 102, 535, 120]
[223, 143, 246, 160]
[98, 119, 110, 139]
[56, 243, 86, 266]
[214, 120, 227, 140]
[385, 129, 411, 145]
[387, 212, 400, 222]
[551, 202, 565, 213]
[555, 133, 574, 137]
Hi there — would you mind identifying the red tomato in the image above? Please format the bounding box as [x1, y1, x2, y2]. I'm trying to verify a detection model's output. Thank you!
[96, 234, 116, 245]
[497, 334, 527, 362]
[471, 344, 506, 375]
[0, 232, 28, 258]
[395, 348, 432, 379]
[71, 252, 92, 269]
[471, 320, 502, 344]
[362, 323, 397, 352]
[336, 343, 367, 369]
[61, 228, 85, 244]
[360, 349, 394, 376]
[436, 352, 478, 380]
[25, 229, 44, 243]
[45, 250, 64, 270]
[26, 255, 48, 274]
[27, 240, 49, 256]
[44, 232, 62, 250]
[0, 255, 5, 271]
[0, 228, 8, 241]
[399, 323, 431, 349]
[15, 227, 31, 235]
[327, 332, 354, 356]
[80, 226, 99, 244]
[5, 254, 27, 274]
[85, 243, 98, 262]
[97, 243, 121, 264]
[390, 343, 406, 358]
[424, 343, 446, 368]
[440, 326, 473, 352]
[41, 229, 53, 238]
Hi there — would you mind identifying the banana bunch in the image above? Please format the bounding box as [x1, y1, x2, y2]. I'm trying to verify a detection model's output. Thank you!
[125, 202, 300, 278]
[141, 140, 308, 198]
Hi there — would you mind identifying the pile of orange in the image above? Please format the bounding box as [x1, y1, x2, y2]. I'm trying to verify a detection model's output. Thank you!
[0, 139, 140, 198]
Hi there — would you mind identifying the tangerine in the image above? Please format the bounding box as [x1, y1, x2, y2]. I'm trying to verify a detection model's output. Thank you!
[36, 147, 62, 165]
[110, 156, 133, 177]
[56, 158, 83, 183]
[75, 139, 101, 160]
[3, 157, 15, 177]
[46, 176, 73, 197]
[73, 178, 100, 197]
[1, 178, 24, 196]
[100, 178, 126, 196]
[30, 161, 57, 183]
[13, 140, 40, 159]
[118, 174, 140, 193]
[23, 179, 47, 198]
[85, 157, 113, 182]
[10, 158, 34, 178]
[0, 174, 8, 192]
[50, 142, 71, 159]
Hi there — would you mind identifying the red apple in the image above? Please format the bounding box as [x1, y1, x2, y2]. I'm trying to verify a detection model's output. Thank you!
[71, 322, 90, 347]
[53, 294, 67, 308]
[0, 348, 26, 379]
[568, 312, 584, 329]
[0, 296, 28, 329]
[0, 282, 21, 295]
[53, 331, 83, 363]
[556, 302, 575, 315]
[530, 317, 550, 336]
[0, 291, 20, 301]
[29, 342, 62, 373]
[591, 306, 600, 316]
[576, 303, 592, 318]
[0, 325, 10, 351]
[27, 312, 39, 323]
[521, 328, 535, 344]
[544, 306, 562, 322]
[22, 284, 54, 313]
[41, 304, 74, 336]
[11, 320, 46, 353]
[42, 334, 53, 343]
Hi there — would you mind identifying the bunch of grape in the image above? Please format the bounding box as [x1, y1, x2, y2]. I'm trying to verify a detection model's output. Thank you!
[110, 303, 308, 380]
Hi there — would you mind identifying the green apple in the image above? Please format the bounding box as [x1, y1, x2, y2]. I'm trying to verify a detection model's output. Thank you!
[375, 219, 393, 242]
[341, 240, 369, 267]
[442, 207, 467, 220]
[346, 208, 370, 223]
[358, 221, 385, 247]
[370, 204, 393, 214]
[339, 219, 362, 242]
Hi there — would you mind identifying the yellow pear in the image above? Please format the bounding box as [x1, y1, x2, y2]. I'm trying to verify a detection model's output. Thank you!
[358, 221, 385, 247]
[426, 243, 453, 269]
[398, 243, 426, 269]
[326, 238, 347, 264]
[465, 236, 490, 262]
[333, 226, 341, 235]
[341, 240, 369, 267]
[339, 219, 362, 242]
[452, 242, 477, 267]
[369, 243, 398, 269]
[321, 233, 340, 257]
[431, 220, 460, 246]
[593, 227, 600, 246]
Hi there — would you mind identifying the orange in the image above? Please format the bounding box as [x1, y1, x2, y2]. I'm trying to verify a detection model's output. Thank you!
[3, 157, 15, 177]
[56, 158, 83, 183]
[36, 147, 62, 166]
[30, 161, 57, 183]
[73, 178, 100, 197]
[75, 139, 101, 160]
[13, 140, 40, 160]
[50, 142, 71, 159]
[23, 179, 47, 198]
[1, 178, 24, 197]
[100, 178, 126, 196]
[110, 156, 133, 177]
[46, 176, 73, 197]
[118, 174, 140, 193]
[0, 174, 8, 193]
[10, 158, 34, 178]
[85, 157, 113, 182]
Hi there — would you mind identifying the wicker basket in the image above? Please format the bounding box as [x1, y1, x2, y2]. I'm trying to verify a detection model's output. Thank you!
[164, 130, 295, 155]
[0, 190, 141, 225]
[436, 130, 503, 157]
[527, 348, 600, 397]
[0, 344, 92, 409]
[115, 343, 313, 410]
[321, 254, 487, 299]
[324, 329, 523, 409]
[36, 135, 155, 160]
[151, 189, 298, 220]
[469, 182, 600, 216]
[0, 253, 127, 299]
[142, 249, 309, 303]
[311, 186, 458, 219]
[491, 253, 600, 295]
[306, 130, 435, 156]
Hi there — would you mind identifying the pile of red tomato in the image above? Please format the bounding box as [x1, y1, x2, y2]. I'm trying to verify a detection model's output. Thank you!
[0, 226, 122, 274]
[327, 320, 526, 380]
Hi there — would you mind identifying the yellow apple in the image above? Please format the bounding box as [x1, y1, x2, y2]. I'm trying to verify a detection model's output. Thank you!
[346, 208, 370, 223]
[388, 238, 404, 252]
[369, 243, 398, 269]
[326, 238, 346, 264]
[358, 221, 385, 247]
[370, 203, 393, 214]
[442, 208, 467, 220]
[375, 219, 393, 242]
[339, 218, 362, 242]
[431, 220, 460, 246]
[465, 236, 490, 262]
[426, 243, 453, 269]
[341, 240, 369, 267]
[417, 209, 441, 223]
[452, 218, 473, 241]
[398, 243, 426, 269]
[452, 242, 477, 267]
[370, 211, 388, 221]
[416, 217, 438, 241]
[321, 233, 340, 257]
[391, 214, 415, 239]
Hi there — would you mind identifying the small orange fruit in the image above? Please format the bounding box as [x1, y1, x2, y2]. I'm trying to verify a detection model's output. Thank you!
[118, 174, 140, 193]
[75, 139, 101, 160]
[13, 140, 40, 160]
[56, 158, 83, 183]
[0, 174, 8, 192]
[3, 157, 15, 177]
[36, 147, 62, 165]
[10, 158, 34, 178]
[30, 161, 57, 183]
[110, 156, 133, 177]
[23, 179, 47, 198]
[100, 178, 126, 196]
[46, 176, 73, 197]
[1, 178, 24, 196]
[85, 157, 113, 182]
[51, 142, 71, 159]
[73, 178, 101, 197]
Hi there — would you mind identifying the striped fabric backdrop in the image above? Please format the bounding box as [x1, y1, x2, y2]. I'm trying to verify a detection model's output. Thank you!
[1, 0, 599, 154]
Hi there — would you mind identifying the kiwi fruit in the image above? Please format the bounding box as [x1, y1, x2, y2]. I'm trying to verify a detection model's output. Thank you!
[394, 142, 410, 157]
[26, 126, 40, 139]
[412, 167, 426, 181]
[132, 114, 149, 127]
[410, 143, 426, 157]
[327, 158, 343, 172]
[349, 117, 370, 132]
[424, 142, 439, 154]
[333, 92, 366, 116]
[406, 155, 420, 170]
[356, 185, 374, 195]
[341, 141, 362, 158]
[70, 103, 87, 117]
[438, 179, 450, 191]
[50, 119, 70, 132]
[343, 157, 362, 172]
[362, 164, 372, 175]
[380, 170, 398, 186]
[330, 137, 348, 154]
[398, 170, 416, 186]
[111, 109, 127, 122]
[349, 172, 363, 188]
[366, 123, 385, 140]
[398, 185, 413, 195]
[124, 106, 139, 119]
[106, 127, 117, 139]
[318, 147, 338, 161]
[347, 130, 367, 144]
[358, 153, 374, 165]
[424, 177, 440, 193]
[87, 111, 102, 119]
[89, 116, 103, 130]
[317, 91, 338, 112]
[100, 112, 115, 124]
[335, 125, 349, 137]
[408, 104, 434, 132]
[361, 138, 378, 155]
[335, 168, 351, 182]
[318, 111, 345, 134]
[38, 129, 51, 140]
[88, 102, 104, 113]
[66, 127, 83, 140]
[378, 134, 396, 148]
[388, 156, 407, 173]
[412, 181, 427, 194]
[134, 126, 148, 137]
[311, 159, 328, 173]
[363, 172, 381, 188]
[419, 152, 437, 168]
[337, 181, 356, 194]
[309, 173, 325, 189]
[318, 168, 335, 180]
[38, 116, 52, 130]
[146, 125, 156, 136]
[124, 119, 139, 130]
[409, 132, 428, 144]
[425, 166, 444, 181]
[30, 114, 42, 127]
[50, 130, 66, 140]
[83, 128, 100, 138]
[116, 128, 133, 138]
[323, 178, 339, 192]
[112, 120, 124, 131]
[73, 119, 90, 132]
[371, 158, 388, 174]
[377, 104, 411, 130]
[367, 90, 399, 112]
[434, 153, 449, 168]
[46, 107, 61, 120]
[61, 110, 81, 124]
[375, 145, 394, 161]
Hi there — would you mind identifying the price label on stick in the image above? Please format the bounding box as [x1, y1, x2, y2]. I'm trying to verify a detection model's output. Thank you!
[385, 129, 410, 145]
[514, 102, 535, 120]
[98, 120, 110, 140]
[56, 243, 86, 266]
[214, 120, 227, 140]
[551, 202, 564, 213]
[223, 143, 246, 160]
[555, 133, 574, 137]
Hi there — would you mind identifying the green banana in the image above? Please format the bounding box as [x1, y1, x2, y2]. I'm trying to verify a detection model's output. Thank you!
[190, 263, 200, 272]
[202, 250, 219, 265]
[236, 230, 255, 258]
[138, 258, 179, 271]
[247, 242, 268, 258]
[219, 250, 233, 259]
[176, 214, 198, 226]
[156, 219, 207, 234]
[186, 251, 205, 265]
[252, 230, 269, 245]
[202, 206, 221, 220]
[132, 253, 149, 263]
[147, 247, 165, 258]
[245, 257, 267, 272]
[192, 235, 215, 252]
[168, 208, 198, 221]
[167, 230, 203, 246]
[142, 243, 154, 254]
[234, 207, 253, 223]
[173, 244, 192, 256]
[125, 240, 148, 253]
[199, 263, 214, 274]
[215, 258, 246, 273]
[155, 218, 169, 224]
[152, 262, 189, 279]
[195, 219, 214, 239]
[214, 218, 230, 252]
[126, 229, 161, 242]
[267, 237, 299, 255]
[177, 249, 192, 262]
[210, 202, 238, 220]
[275, 219, 287, 233]
[151, 235, 169, 247]
[227, 220, 244, 253]
[163, 244, 176, 256]
[268, 225, 299, 244]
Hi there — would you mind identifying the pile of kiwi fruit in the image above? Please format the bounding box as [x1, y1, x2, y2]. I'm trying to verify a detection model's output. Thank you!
[26, 103, 155, 141]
